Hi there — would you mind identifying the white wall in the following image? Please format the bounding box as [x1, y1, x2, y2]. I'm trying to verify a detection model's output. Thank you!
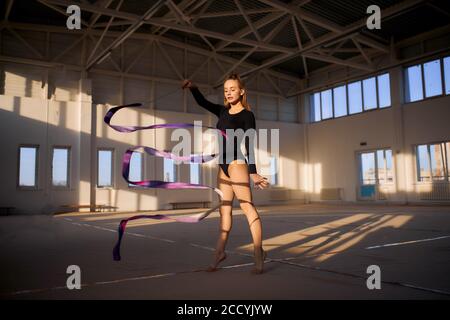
[0, 28, 301, 214]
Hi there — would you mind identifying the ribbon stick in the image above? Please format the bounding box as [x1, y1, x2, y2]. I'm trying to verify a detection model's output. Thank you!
[104, 103, 225, 261]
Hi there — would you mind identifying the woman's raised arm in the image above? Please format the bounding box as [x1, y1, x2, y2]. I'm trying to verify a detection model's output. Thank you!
[182, 79, 224, 117]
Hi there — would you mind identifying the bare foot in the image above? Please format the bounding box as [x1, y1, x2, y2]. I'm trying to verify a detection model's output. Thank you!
[206, 251, 227, 272]
[251, 248, 266, 274]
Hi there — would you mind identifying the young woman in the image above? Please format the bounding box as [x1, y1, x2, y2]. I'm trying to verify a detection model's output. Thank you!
[182, 74, 269, 274]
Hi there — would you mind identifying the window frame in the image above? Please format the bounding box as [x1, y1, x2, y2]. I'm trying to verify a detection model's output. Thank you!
[97, 148, 114, 188]
[51, 145, 71, 189]
[357, 147, 395, 186]
[404, 55, 450, 104]
[310, 72, 391, 124]
[128, 151, 144, 188]
[190, 162, 202, 185]
[163, 157, 177, 183]
[414, 141, 450, 183]
[17, 144, 39, 190]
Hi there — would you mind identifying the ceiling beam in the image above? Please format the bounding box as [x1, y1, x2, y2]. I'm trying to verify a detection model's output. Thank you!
[234, 0, 262, 42]
[291, 16, 308, 76]
[5, 21, 300, 83]
[191, 8, 280, 19]
[303, 52, 374, 71]
[261, 0, 390, 53]
[86, 0, 167, 70]
[37, 0, 90, 27]
[240, 0, 426, 78]
[4, 0, 15, 21]
[214, 11, 286, 52]
[44, 0, 295, 54]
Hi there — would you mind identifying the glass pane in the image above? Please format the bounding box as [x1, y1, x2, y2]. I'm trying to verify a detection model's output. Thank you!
[447, 142, 450, 182]
[417, 145, 430, 182]
[377, 73, 391, 108]
[98, 150, 112, 187]
[270, 156, 278, 185]
[363, 77, 377, 110]
[348, 81, 362, 114]
[376, 150, 385, 184]
[312, 92, 321, 122]
[405, 65, 423, 102]
[52, 148, 69, 186]
[190, 163, 200, 184]
[385, 149, 393, 183]
[429, 144, 445, 180]
[19, 147, 37, 187]
[321, 89, 333, 119]
[333, 85, 347, 117]
[444, 57, 450, 95]
[360, 152, 376, 185]
[423, 59, 443, 98]
[164, 158, 175, 182]
[128, 152, 142, 185]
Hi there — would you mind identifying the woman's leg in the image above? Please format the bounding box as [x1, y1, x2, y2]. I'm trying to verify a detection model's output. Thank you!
[208, 167, 235, 271]
[228, 162, 265, 273]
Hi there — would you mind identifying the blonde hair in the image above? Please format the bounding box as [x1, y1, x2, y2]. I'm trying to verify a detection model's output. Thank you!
[223, 73, 251, 111]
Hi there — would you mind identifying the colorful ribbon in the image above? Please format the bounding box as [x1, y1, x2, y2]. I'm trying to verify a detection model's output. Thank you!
[104, 103, 226, 261]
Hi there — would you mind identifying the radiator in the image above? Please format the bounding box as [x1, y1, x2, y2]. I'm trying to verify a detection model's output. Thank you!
[320, 188, 342, 200]
[418, 183, 450, 200]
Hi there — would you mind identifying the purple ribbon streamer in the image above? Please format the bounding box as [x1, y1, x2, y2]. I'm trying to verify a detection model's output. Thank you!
[104, 103, 225, 261]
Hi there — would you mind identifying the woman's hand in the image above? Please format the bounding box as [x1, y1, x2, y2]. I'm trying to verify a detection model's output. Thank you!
[182, 79, 195, 89]
[250, 174, 270, 190]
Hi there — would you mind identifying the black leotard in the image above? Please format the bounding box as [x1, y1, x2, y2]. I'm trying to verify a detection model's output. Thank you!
[189, 87, 257, 178]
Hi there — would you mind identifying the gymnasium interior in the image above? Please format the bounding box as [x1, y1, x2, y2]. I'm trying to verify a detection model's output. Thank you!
[0, 0, 449, 300]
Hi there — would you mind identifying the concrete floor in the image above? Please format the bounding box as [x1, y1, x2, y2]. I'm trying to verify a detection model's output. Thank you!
[1, 203, 450, 300]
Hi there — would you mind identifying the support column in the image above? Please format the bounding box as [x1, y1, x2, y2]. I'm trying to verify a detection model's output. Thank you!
[78, 73, 94, 209]
[390, 65, 408, 204]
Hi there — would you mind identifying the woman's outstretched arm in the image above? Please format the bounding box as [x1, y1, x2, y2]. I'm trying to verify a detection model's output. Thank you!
[182, 79, 224, 117]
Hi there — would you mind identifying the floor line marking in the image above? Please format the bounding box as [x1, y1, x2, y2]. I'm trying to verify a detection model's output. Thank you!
[365, 235, 450, 250]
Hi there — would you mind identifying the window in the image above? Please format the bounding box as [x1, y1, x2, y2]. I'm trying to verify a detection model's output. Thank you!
[311, 73, 391, 123]
[377, 73, 391, 108]
[447, 142, 450, 180]
[98, 149, 113, 187]
[312, 92, 321, 122]
[429, 143, 445, 180]
[423, 60, 442, 98]
[164, 158, 176, 182]
[190, 162, 201, 184]
[405, 65, 424, 102]
[416, 142, 450, 182]
[405, 56, 449, 102]
[333, 85, 347, 117]
[128, 152, 143, 186]
[348, 81, 362, 114]
[360, 152, 376, 185]
[423, 59, 442, 98]
[443, 57, 450, 95]
[320, 89, 333, 119]
[385, 150, 393, 183]
[417, 145, 431, 182]
[269, 156, 278, 186]
[19, 146, 38, 188]
[52, 147, 70, 187]
[359, 148, 394, 185]
[363, 77, 377, 110]
[376, 149, 393, 185]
